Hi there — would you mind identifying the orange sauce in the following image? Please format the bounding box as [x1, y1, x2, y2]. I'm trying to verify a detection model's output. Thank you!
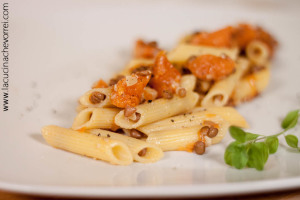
[150, 51, 181, 97]
[187, 54, 235, 81]
[134, 39, 160, 59]
[197, 130, 206, 143]
[233, 24, 257, 49]
[177, 143, 195, 152]
[246, 74, 257, 97]
[189, 24, 277, 57]
[111, 74, 150, 108]
[77, 127, 86, 132]
[91, 79, 108, 89]
[203, 120, 219, 129]
[189, 26, 233, 48]
[205, 113, 216, 118]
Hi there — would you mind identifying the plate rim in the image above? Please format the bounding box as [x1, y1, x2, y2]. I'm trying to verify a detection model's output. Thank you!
[1, 176, 300, 198]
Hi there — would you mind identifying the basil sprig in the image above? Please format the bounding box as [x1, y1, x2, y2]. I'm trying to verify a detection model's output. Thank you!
[224, 109, 299, 170]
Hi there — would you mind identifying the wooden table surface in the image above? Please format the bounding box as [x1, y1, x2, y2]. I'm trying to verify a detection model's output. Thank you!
[1, 188, 300, 200]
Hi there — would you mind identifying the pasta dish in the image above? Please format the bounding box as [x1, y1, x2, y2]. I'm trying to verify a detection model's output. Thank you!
[42, 23, 277, 165]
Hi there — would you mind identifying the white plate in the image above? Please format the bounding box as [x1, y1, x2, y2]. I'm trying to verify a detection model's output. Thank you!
[1, 0, 300, 198]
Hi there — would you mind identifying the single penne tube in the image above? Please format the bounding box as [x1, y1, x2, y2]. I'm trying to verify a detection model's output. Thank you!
[42, 125, 133, 165]
[191, 106, 249, 128]
[138, 112, 224, 135]
[180, 74, 197, 91]
[72, 108, 120, 131]
[201, 57, 249, 107]
[167, 44, 239, 65]
[118, 58, 154, 76]
[146, 122, 229, 152]
[86, 129, 163, 163]
[138, 106, 246, 135]
[79, 87, 113, 108]
[232, 66, 270, 105]
[246, 40, 270, 66]
[115, 91, 199, 129]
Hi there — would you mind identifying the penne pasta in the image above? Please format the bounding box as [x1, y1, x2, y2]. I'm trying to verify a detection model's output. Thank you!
[138, 106, 247, 135]
[146, 122, 229, 151]
[42, 125, 133, 165]
[180, 74, 197, 91]
[246, 40, 270, 66]
[79, 87, 113, 108]
[72, 107, 120, 131]
[118, 58, 153, 76]
[191, 106, 249, 128]
[114, 91, 199, 129]
[201, 57, 249, 106]
[231, 66, 270, 105]
[86, 129, 163, 163]
[138, 112, 224, 135]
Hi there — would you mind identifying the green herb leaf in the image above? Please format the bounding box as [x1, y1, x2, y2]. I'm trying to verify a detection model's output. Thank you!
[281, 110, 299, 130]
[229, 126, 246, 143]
[224, 141, 248, 169]
[265, 136, 279, 154]
[247, 142, 269, 171]
[224, 141, 236, 166]
[225, 109, 300, 171]
[245, 132, 260, 141]
[285, 135, 299, 148]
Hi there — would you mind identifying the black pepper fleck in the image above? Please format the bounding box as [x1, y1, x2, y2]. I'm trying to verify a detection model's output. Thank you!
[107, 134, 111, 138]
[97, 133, 101, 136]
[171, 119, 174, 122]
[148, 100, 152, 103]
